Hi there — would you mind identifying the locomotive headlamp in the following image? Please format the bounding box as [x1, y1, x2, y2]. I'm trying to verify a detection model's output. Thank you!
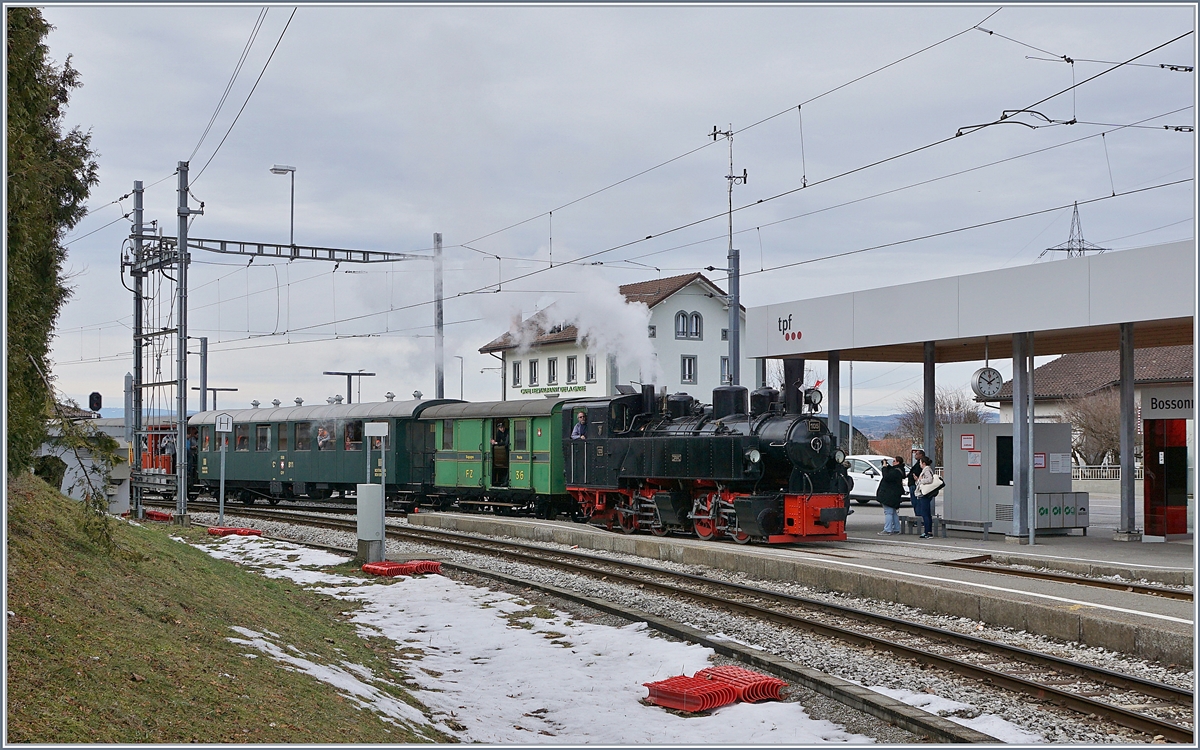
[803, 388, 822, 409]
[744, 448, 761, 464]
[833, 449, 846, 464]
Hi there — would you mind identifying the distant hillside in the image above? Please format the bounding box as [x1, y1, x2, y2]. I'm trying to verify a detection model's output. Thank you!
[843, 412, 997, 439]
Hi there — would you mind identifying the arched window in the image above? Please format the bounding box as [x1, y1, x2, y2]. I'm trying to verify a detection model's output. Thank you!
[675, 311, 688, 339]
[689, 312, 703, 340]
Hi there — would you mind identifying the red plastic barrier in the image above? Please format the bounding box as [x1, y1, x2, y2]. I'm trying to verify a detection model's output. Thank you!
[410, 560, 442, 574]
[207, 527, 263, 537]
[362, 561, 410, 577]
[695, 666, 787, 703]
[144, 510, 173, 522]
[643, 675, 738, 713]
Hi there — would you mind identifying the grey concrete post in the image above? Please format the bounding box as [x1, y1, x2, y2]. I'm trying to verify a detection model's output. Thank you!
[827, 351, 840, 447]
[176, 161, 190, 521]
[132, 180, 144, 517]
[756, 358, 767, 389]
[1118, 322, 1140, 538]
[1027, 332, 1036, 546]
[923, 342, 936, 463]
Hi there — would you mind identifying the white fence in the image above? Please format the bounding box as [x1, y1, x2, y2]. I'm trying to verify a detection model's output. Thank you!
[1072, 465, 1144, 481]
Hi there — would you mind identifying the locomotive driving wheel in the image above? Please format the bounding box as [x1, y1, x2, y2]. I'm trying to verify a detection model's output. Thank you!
[731, 529, 752, 544]
[617, 508, 638, 534]
[693, 517, 716, 541]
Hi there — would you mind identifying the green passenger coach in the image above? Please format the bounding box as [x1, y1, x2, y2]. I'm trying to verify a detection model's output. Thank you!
[188, 398, 457, 504]
[417, 398, 575, 516]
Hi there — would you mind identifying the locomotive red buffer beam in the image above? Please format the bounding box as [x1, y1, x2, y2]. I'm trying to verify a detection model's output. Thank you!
[736, 493, 847, 542]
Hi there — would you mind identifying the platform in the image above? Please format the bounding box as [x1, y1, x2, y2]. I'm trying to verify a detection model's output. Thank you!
[406, 506, 1193, 665]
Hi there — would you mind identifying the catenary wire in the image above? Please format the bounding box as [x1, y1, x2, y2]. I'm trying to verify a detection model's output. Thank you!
[188, 8, 269, 162]
[192, 8, 297, 183]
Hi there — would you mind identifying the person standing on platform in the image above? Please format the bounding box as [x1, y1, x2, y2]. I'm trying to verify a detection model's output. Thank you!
[875, 456, 906, 535]
[914, 455, 941, 538]
[907, 449, 926, 505]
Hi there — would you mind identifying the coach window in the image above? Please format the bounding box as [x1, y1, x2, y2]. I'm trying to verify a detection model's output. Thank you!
[442, 420, 455, 450]
[256, 425, 271, 451]
[277, 424, 289, 451]
[316, 421, 335, 451]
[344, 420, 363, 451]
[295, 422, 312, 451]
[513, 419, 528, 451]
[235, 424, 250, 451]
[566, 356, 578, 384]
[201, 427, 211, 452]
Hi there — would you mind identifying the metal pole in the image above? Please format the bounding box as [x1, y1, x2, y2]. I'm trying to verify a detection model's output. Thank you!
[176, 161, 190, 519]
[848, 361, 854, 455]
[1119, 322, 1137, 535]
[1028, 332, 1036, 546]
[132, 180, 144, 517]
[289, 169, 295, 247]
[218, 435, 226, 526]
[434, 233, 444, 399]
[1012, 332, 1027, 538]
[199, 337, 208, 411]
[923, 342, 936, 464]
[455, 355, 464, 399]
[725, 133, 740, 386]
[346, 374, 353, 405]
[827, 351, 840, 446]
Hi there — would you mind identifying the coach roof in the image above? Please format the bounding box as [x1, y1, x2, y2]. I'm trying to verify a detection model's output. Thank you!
[187, 399, 460, 425]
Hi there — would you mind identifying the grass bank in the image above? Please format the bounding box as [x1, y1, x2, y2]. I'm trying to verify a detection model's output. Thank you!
[5, 473, 448, 743]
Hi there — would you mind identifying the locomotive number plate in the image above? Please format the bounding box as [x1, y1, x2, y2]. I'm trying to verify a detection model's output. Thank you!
[671, 453, 682, 462]
[808, 420, 822, 430]
[595, 446, 604, 456]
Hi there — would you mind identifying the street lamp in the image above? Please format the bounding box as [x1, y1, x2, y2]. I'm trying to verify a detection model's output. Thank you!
[269, 164, 296, 246]
[454, 355, 464, 399]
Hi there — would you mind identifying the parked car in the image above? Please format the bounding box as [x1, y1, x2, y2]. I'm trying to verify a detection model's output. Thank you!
[846, 455, 908, 506]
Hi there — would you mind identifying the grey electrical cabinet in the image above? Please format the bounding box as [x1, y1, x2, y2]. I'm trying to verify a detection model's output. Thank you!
[943, 423, 1088, 534]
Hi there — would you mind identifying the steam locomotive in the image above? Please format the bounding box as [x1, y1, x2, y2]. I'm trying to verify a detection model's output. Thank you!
[563, 384, 851, 543]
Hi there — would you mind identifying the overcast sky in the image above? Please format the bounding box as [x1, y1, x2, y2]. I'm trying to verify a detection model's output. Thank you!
[41, 3, 1195, 415]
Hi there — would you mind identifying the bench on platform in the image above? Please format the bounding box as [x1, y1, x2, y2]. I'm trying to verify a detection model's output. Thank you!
[940, 519, 993, 541]
[899, 515, 941, 536]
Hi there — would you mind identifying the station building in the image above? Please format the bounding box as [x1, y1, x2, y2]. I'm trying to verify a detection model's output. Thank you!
[745, 241, 1195, 543]
[479, 272, 752, 401]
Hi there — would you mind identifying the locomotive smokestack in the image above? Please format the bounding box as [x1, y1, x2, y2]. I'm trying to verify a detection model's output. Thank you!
[641, 383, 657, 416]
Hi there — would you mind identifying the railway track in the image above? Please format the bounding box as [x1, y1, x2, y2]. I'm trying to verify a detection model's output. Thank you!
[173, 501, 1194, 742]
[935, 555, 1193, 601]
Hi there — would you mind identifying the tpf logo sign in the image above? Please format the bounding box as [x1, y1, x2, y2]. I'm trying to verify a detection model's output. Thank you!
[778, 314, 802, 342]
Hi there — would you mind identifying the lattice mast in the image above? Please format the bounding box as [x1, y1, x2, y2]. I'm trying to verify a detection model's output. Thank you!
[1041, 202, 1111, 258]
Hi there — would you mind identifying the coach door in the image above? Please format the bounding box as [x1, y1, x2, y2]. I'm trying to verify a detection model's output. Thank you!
[457, 419, 485, 488]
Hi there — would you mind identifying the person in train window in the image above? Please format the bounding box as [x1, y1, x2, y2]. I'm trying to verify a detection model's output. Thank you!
[316, 426, 333, 451]
[571, 411, 587, 440]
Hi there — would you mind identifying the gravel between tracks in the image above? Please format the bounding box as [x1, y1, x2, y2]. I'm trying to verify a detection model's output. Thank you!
[194, 511, 1192, 744]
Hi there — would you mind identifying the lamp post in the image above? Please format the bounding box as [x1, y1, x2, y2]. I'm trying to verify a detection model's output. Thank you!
[323, 370, 375, 404]
[269, 164, 296, 246]
[454, 355, 464, 399]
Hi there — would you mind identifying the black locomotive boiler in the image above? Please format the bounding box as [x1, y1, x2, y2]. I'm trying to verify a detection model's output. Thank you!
[563, 384, 851, 543]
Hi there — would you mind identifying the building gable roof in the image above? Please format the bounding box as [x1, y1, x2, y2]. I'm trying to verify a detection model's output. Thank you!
[991, 344, 1193, 401]
[479, 272, 731, 354]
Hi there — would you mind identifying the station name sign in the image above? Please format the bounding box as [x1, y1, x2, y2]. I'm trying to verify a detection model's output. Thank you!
[520, 385, 588, 395]
[1141, 386, 1194, 419]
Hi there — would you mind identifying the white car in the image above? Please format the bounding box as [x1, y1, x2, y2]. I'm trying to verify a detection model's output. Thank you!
[846, 455, 908, 506]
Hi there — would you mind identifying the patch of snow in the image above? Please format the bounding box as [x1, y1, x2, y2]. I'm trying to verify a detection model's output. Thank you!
[867, 685, 1044, 743]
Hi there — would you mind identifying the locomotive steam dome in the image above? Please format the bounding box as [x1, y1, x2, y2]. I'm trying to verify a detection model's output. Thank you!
[785, 417, 832, 471]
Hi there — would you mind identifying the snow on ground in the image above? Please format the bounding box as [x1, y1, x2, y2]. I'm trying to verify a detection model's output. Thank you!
[192, 534, 1034, 744]
[863, 686, 1044, 744]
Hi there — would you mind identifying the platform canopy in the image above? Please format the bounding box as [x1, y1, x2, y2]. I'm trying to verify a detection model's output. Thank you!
[745, 241, 1194, 363]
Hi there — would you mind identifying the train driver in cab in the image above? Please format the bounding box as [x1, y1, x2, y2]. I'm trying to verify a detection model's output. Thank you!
[571, 411, 587, 440]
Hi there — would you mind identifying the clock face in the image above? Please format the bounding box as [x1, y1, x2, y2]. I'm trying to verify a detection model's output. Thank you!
[972, 367, 1004, 398]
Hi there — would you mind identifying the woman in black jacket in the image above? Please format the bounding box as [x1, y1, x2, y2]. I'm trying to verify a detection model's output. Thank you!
[876, 457, 906, 535]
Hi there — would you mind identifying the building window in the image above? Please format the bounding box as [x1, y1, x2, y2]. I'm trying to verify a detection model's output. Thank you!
[529, 359, 539, 386]
[690, 313, 703, 340]
[681, 355, 697, 385]
[721, 328, 728, 341]
[512, 360, 521, 387]
[721, 356, 730, 384]
[675, 311, 688, 338]
[566, 356, 577, 384]
[648, 325, 656, 338]
[585, 354, 597, 383]
[547, 357, 558, 385]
